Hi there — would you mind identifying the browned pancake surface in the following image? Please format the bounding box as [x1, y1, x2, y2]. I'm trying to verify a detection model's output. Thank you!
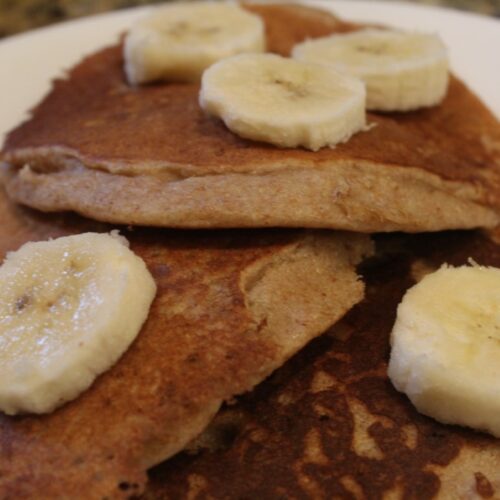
[0, 189, 370, 499]
[2, 4, 499, 196]
[1, 3, 499, 232]
[145, 229, 500, 499]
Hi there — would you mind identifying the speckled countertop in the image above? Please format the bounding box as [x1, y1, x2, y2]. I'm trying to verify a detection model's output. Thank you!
[0, 0, 499, 38]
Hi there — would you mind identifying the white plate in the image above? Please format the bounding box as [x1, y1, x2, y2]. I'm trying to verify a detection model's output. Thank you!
[1, 0, 499, 144]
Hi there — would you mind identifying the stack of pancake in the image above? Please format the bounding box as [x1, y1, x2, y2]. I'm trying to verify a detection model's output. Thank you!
[0, 3, 499, 498]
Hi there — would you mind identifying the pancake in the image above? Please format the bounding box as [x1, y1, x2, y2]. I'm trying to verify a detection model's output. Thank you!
[1, 3, 499, 232]
[144, 229, 500, 499]
[0, 188, 372, 499]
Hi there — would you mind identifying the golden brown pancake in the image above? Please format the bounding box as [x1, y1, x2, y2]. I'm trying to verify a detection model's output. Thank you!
[144, 229, 500, 499]
[0, 187, 371, 499]
[1, 3, 499, 232]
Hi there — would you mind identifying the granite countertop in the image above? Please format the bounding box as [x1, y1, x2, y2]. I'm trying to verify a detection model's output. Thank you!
[0, 0, 499, 38]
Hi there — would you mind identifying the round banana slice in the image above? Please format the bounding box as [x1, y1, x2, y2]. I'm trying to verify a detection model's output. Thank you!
[199, 53, 366, 151]
[388, 264, 500, 437]
[292, 28, 449, 112]
[124, 2, 265, 85]
[0, 232, 156, 415]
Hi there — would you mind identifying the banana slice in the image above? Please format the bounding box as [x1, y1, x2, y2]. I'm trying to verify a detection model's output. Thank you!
[124, 2, 265, 85]
[388, 264, 500, 437]
[0, 232, 156, 415]
[292, 28, 449, 112]
[199, 53, 366, 151]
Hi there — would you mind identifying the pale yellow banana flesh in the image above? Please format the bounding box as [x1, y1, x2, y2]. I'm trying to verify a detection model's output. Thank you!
[199, 53, 366, 151]
[0, 232, 156, 415]
[292, 28, 449, 112]
[388, 265, 500, 437]
[124, 2, 265, 84]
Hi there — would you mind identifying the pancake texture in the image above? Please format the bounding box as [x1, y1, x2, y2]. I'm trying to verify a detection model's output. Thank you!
[0, 189, 371, 499]
[1, 3, 499, 232]
[145, 229, 500, 500]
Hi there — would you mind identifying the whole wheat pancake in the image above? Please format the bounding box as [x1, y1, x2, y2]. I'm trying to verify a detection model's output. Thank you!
[1, 3, 499, 232]
[145, 229, 500, 499]
[0, 188, 371, 499]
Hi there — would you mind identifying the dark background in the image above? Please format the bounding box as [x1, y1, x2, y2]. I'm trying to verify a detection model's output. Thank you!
[0, 0, 499, 39]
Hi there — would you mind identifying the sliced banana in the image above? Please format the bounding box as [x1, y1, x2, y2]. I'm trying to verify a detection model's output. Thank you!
[199, 53, 366, 151]
[124, 2, 265, 85]
[388, 264, 500, 437]
[292, 28, 449, 112]
[0, 232, 156, 415]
